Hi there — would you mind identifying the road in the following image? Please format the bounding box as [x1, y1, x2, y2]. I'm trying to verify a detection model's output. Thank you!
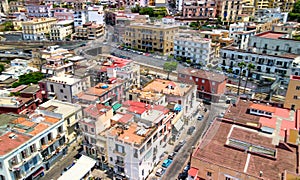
[161, 102, 227, 180]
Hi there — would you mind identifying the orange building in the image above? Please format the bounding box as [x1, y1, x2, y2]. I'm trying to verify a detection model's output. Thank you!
[284, 75, 300, 110]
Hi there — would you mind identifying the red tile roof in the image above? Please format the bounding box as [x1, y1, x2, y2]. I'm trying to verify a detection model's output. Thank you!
[84, 104, 112, 117]
[0, 132, 31, 156]
[255, 31, 287, 39]
[11, 85, 28, 93]
[249, 104, 276, 113]
[118, 114, 134, 123]
[188, 167, 198, 177]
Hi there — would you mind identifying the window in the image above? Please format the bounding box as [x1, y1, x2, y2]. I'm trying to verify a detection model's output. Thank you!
[225, 177, 231, 180]
[294, 96, 298, 100]
[84, 125, 88, 132]
[196, 78, 198, 82]
[296, 86, 300, 90]
[202, 80, 205, 83]
[212, 82, 215, 86]
[60, 89, 63, 93]
[115, 144, 125, 154]
[91, 128, 94, 133]
[207, 171, 212, 176]
[190, 77, 193, 80]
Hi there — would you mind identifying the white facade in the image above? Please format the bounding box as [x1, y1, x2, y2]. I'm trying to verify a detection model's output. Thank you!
[45, 75, 91, 103]
[174, 33, 214, 65]
[0, 112, 66, 180]
[26, 4, 52, 18]
[74, 10, 87, 27]
[50, 20, 74, 40]
[231, 30, 256, 50]
[220, 46, 300, 81]
[87, 6, 105, 25]
[176, 0, 183, 11]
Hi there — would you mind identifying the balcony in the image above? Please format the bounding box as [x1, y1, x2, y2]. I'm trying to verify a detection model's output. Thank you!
[115, 160, 125, 166]
[113, 150, 126, 156]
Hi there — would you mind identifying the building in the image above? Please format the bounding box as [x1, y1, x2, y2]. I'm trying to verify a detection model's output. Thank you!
[42, 75, 91, 103]
[199, 30, 233, 47]
[74, 10, 87, 27]
[37, 99, 83, 144]
[0, 112, 67, 180]
[73, 22, 105, 40]
[80, 104, 113, 157]
[0, 96, 38, 114]
[182, 0, 217, 18]
[217, 0, 243, 22]
[25, 4, 52, 18]
[229, 23, 256, 50]
[142, 79, 198, 116]
[22, 18, 57, 40]
[178, 68, 227, 102]
[284, 75, 300, 110]
[87, 6, 105, 25]
[124, 23, 179, 55]
[174, 32, 216, 66]
[190, 98, 300, 179]
[52, 8, 74, 21]
[254, 8, 288, 23]
[50, 20, 74, 41]
[220, 46, 300, 82]
[248, 31, 300, 56]
[272, 22, 300, 34]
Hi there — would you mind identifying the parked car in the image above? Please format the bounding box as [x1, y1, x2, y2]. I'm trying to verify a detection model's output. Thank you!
[61, 162, 75, 175]
[183, 164, 190, 172]
[162, 159, 173, 168]
[187, 126, 196, 135]
[168, 152, 176, 160]
[179, 140, 186, 146]
[178, 172, 188, 180]
[174, 144, 183, 152]
[155, 168, 166, 177]
[197, 115, 204, 121]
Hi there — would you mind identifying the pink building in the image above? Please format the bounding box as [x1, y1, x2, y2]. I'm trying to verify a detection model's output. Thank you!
[182, 0, 217, 18]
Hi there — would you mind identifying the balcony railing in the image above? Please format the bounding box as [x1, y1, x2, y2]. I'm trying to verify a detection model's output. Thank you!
[113, 150, 126, 156]
[115, 160, 125, 166]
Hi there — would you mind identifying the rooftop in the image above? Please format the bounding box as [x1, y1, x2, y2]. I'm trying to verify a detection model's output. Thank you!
[20, 85, 40, 94]
[255, 31, 289, 39]
[46, 76, 81, 86]
[0, 97, 32, 108]
[86, 81, 122, 97]
[178, 68, 227, 82]
[84, 104, 112, 117]
[38, 99, 81, 118]
[129, 22, 179, 29]
[0, 132, 31, 156]
[192, 120, 297, 179]
[143, 79, 193, 96]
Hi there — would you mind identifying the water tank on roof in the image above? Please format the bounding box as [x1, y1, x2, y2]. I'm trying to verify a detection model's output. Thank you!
[101, 84, 108, 89]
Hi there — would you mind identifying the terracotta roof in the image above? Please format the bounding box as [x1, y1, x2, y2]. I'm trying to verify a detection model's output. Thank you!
[249, 104, 276, 113]
[178, 68, 227, 82]
[28, 123, 49, 136]
[84, 104, 112, 117]
[0, 132, 31, 156]
[188, 167, 198, 177]
[255, 31, 287, 39]
[118, 114, 134, 123]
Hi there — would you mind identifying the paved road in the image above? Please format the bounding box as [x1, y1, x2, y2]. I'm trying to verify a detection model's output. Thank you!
[162, 102, 227, 180]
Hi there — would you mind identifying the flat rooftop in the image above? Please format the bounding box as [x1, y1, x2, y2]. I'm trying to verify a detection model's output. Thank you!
[38, 99, 81, 118]
[255, 31, 288, 39]
[143, 79, 193, 97]
[179, 67, 227, 82]
[192, 120, 297, 179]
[0, 97, 32, 108]
[46, 76, 81, 86]
[86, 82, 122, 97]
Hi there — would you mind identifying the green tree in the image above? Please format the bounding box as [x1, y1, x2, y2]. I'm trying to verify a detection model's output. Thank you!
[1, 21, 14, 31]
[0, 64, 4, 74]
[289, 0, 300, 22]
[12, 72, 44, 88]
[163, 61, 178, 80]
[243, 63, 255, 94]
[237, 62, 246, 96]
[139, 7, 154, 17]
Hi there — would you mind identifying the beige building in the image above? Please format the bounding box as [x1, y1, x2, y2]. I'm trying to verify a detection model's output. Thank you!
[217, 0, 243, 22]
[284, 75, 300, 110]
[124, 23, 179, 55]
[199, 30, 233, 47]
[73, 22, 105, 40]
[50, 20, 74, 41]
[22, 18, 57, 40]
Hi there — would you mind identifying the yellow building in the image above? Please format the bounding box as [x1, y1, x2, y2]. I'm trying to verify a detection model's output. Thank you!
[199, 30, 233, 47]
[284, 75, 300, 110]
[217, 0, 243, 22]
[50, 20, 74, 41]
[73, 22, 105, 40]
[22, 18, 57, 40]
[124, 23, 179, 55]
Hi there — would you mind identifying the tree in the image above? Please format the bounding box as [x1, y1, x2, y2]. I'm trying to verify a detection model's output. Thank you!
[289, 0, 300, 22]
[163, 61, 178, 80]
[237, 62, 246, 96]
[12, 72, 44, 88]
[0, 64, 4, 74]
[243, 63, 255, 94]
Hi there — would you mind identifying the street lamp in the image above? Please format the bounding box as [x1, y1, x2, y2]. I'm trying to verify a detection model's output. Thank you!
[189, 146, 195, 165]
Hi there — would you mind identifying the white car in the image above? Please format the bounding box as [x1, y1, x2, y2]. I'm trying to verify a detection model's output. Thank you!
[155, 168, 166, 177]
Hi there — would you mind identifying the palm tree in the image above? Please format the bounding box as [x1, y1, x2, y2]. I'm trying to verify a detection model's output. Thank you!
[237, 62, 246, 96]
[243, 63, 255, 94]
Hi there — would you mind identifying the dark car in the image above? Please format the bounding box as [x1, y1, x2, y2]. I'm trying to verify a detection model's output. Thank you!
[178, 172, 188, 180]
[203, 100, 211, 105]
[168, 152, 176, 160]
[197, 115, 204, 121]
[174, 144, 183, 152]
[187, 126, 196, 135]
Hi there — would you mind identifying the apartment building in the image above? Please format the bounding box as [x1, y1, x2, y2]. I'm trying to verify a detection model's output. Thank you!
[142, 79, 198, 116]
[229, 23, 256, 50]
[74, 10, 88, 27]
[41, 54, 74, 77]
[217, 0, 243, 22]
[248, 31, 300, 55]
[22, 18, 57, 40]
[178, 68, 227, 102]
[73, 22, 105, 40]
[52, 8, 74, 21]
[0, 112, 66, 180]
[199, 30, 233, 47]
[189, 99, 299, 179]
[220, 46, 300, 81]
[124, 23, 179, 55]
[50, 20, 74, 41]
[254, 8, 288, 23]
[272, 22, 300, 34]
[25, 4, 52, 18]
[0, 96, 38, 114]
[174, 32, 215, 66]
[42, 75, 91, 103]
[182, 0, 217, 18]
[38, 99, 83, 144]
[284, 75, 300, 110]
[87, 6, 105, 25]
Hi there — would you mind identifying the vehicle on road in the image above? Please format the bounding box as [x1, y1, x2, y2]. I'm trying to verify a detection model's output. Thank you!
[203, 100, 211, 105]
[155, 168, 166, 177]
[61, 162, 75, 175]
[183, 164, 190, 173]
[219, 112, 225, 118]
[197, 115, 204, 121]
[168, 152, 176, 160]
[174, 144, 183, 152]
[179, 140, 186, 146]
[178, 172, 188, 180]
[162, 159, 173, 168]
[187, 126, 196, 135]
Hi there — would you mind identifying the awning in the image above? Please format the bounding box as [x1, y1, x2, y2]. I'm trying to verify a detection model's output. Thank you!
[32, 167, 44, 179]
[173, 119, 184, 131]
[58, 155, 96, 180]
[112, 103, 122, 111]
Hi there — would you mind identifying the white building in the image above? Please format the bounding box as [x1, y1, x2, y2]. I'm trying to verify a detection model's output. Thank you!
[248, 31, 300, 55]
[229, 22, 256, 50]
[50, 20, 74, 41]
[254, 8, 288, 23]
[37, 99, 83, 144]
[174, 32, 215, 66]
[0, 112, 66, 180]
[74, 10, 87, 27]
[44, 75, 91, 103]
[220, 46, 300, 82]
[26, 4, 52, 18]
[87, 6, 105, 25]
[176, 0, 183, 11]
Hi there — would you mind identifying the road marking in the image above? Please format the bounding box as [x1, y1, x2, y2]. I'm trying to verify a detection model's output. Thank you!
[244, 153, 251, 173]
